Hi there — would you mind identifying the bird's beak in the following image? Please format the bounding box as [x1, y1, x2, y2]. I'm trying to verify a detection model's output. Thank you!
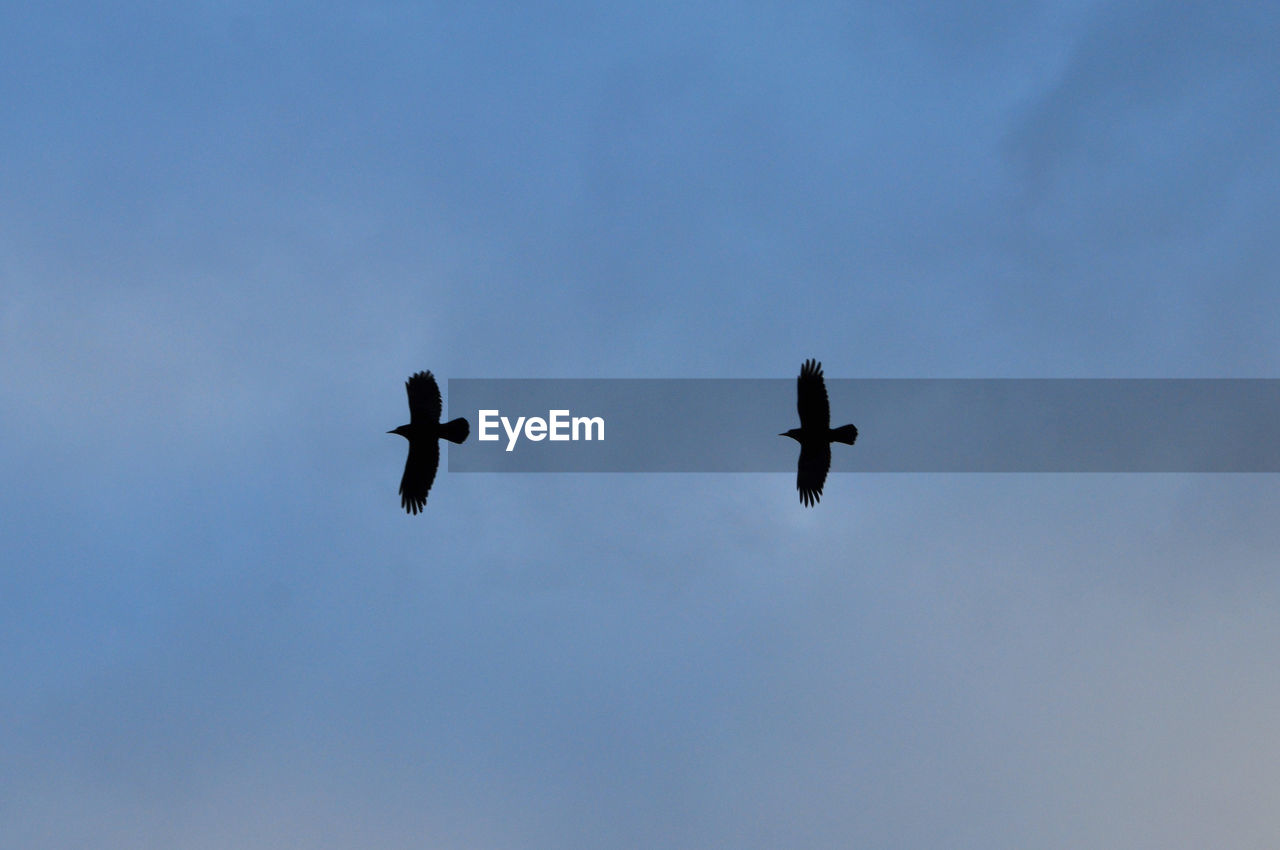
[778, 432, 786, 437]
[386, 429, 395, 434]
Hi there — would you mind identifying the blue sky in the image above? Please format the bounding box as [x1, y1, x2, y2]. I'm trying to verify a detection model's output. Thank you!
[3, 2, 1280, 847]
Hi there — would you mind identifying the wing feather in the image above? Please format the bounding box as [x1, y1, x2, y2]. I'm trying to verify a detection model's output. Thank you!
[406, 371, 442, 425]
[399, 439, 439, 515]
[796, 359, 830, 431]
[796, 441, 830, 507]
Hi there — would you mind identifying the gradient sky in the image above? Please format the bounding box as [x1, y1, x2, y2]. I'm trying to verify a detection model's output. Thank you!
[3, 2, 1280, 848]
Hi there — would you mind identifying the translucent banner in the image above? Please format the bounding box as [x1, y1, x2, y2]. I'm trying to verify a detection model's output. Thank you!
[445, 379, 1280, 472]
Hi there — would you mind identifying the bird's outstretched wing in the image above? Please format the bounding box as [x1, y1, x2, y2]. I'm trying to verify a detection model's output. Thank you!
[796, 359, 830, 431]
[406, 371, 442, 425]
[796, 441, 830, 507]
[399, 438, 440, 515]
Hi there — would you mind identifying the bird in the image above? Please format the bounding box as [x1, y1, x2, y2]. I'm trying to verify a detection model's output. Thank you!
[780, 359, 857, 507]
[388, 371, 470, 513]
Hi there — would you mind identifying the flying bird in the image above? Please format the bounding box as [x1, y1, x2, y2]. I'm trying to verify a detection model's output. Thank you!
[388, 371, 470, 513]
[780, 359, 857, 507]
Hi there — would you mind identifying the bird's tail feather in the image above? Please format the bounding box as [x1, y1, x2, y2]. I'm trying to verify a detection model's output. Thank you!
[831, 423, 858, 445]
[441, 417, 470, 444]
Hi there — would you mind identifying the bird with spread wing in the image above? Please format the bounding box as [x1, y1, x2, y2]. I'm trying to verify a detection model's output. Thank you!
[388, 371, 469, 513]
[780, 359, 857, 507]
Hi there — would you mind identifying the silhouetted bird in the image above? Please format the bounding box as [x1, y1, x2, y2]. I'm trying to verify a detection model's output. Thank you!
[388, 371, 470, 513]
[780, 359, 857, 507]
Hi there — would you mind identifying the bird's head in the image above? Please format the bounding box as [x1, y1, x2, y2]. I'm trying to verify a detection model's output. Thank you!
[388, 424, 411, 439]
[779, 428, 802, 442]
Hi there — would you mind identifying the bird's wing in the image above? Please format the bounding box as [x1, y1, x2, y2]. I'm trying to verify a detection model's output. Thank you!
[406, 371, 442, 425]
[796, 359, 830, 430]
[796, 441, 830, 507]
[399, 438, 439, 515]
